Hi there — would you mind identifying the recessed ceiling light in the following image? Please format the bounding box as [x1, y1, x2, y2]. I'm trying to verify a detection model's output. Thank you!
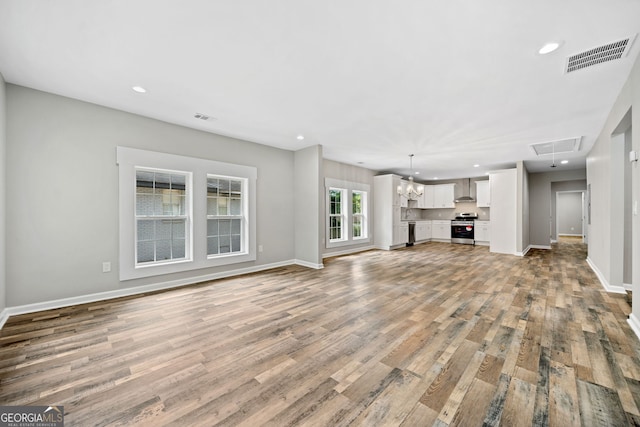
[538, 42, 561, 55]
[473, 164, 480, 168]
[296, 135, 304, 140]
[132, 86, 147, 93]
[561, 160, 569, 164]
[415, 171, 420, 175]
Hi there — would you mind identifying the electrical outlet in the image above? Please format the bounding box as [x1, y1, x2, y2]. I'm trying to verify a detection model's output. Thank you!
[102, 262, 111, 273]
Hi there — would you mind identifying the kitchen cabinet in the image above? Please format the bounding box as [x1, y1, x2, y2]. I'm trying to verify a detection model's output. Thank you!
[489, 169, 517, 254]
[393, 222, 409, 246]
[475, 180, 490, 208]
[415, 190, 427, 209]
[432, 220, 451, 241]
[474, 220, 490, 245]
[399, 180, 409, 207]
[422, 185, 435, 208]
[423, 184, 455, 209]
[374, 174, 408, 250]
[415, 220, 432, 242]
[433, 184, 456, 208]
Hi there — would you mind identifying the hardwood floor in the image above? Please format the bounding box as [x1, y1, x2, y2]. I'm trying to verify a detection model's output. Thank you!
[2, 239, 640, 426]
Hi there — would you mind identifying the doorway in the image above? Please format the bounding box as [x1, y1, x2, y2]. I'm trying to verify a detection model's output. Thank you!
[610, 109, 633, 290]
[556, 191, 586, 243]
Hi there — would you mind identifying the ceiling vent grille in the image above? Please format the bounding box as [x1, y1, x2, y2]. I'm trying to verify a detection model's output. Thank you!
[530, 137, 582, 156]
[566, 35, 636, 73]
[194, 113, 215, 121]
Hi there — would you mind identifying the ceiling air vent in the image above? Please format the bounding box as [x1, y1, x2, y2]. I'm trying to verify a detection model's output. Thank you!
[530, 137, 582, 156]
[566, 35, 636, 73]
[194, 113, 215, 121]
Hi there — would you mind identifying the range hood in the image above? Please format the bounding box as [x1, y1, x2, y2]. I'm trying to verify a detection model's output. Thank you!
[454, 178, 475, 203]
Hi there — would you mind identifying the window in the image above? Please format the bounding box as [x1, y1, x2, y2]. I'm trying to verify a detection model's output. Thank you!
[329, 188, 346, 242]
[325, 178, 371, 248]
[352, 190, 367, 239]
[207, 176, 246, 256]
[135, 169, 190, 265]
[118, 147, 257, 281]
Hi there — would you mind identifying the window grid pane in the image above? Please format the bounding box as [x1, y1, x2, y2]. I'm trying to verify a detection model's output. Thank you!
[136, 169, 189, 264]
[352, 192, 362, 214]
[353, 215, 363, 238]
[207, 175, 245, 257]
[329, 188, 346, 241]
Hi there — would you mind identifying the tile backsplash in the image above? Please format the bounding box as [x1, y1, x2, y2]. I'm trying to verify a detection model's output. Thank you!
[402, 202, 490, 221]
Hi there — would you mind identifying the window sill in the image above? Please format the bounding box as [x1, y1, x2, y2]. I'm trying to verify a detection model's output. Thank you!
[326, 237, 371, 249]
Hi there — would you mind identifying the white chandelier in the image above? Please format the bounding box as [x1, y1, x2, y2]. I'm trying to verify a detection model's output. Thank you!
[397, 154, 424, 200]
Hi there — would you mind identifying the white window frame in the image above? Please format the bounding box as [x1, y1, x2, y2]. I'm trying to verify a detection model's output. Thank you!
[206, 174, 248, 258]
[325, 178, 371, 249]
[135, 167, 193, 267]
[352, 190, 368, 240]
[328, 187, 347, 243]
[117, 147, 257, 281]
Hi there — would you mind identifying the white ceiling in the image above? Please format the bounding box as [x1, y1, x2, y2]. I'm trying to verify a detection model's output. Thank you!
[1, 1, 639, 179]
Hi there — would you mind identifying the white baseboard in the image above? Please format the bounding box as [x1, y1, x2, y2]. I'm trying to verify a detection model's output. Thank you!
[0, 308, 9, 330]
[558, 233, 582, 237]
[474, 241, 489, 247]
[516, 245, 550, 256]
[551, 239, 558, 244]
[624, 283, 633, 291]
[586, 257, 626, 294]
[323, 245, 376, 259]
[529, 245, 552, 250]
[628, 314, 640, 342]
[294, 259, 324, 269]
[0, 260, 303, 325]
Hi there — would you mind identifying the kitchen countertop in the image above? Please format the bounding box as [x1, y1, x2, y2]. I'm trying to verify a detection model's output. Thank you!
[401, 218, 491, 221]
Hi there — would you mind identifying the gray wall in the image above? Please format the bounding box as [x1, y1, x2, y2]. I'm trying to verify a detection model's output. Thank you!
[557, 192, 583, 236]
[322, 159, 376, 256]
[528, 169, 587, 247]
[586, 51, 639, 302]
[517, 161, 530, 252]
[6, 85, 296, 306]
[0, 74, 6, 315]
[624, 127, 633, 284]
[294, 145, 323, 266]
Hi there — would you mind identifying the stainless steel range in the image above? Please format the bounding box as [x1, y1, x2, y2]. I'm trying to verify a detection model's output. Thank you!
[451, 212, 478, 245]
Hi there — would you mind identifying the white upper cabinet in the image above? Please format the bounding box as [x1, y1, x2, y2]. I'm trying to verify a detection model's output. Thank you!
[422, 185, 435, 208]
[392, 175, 402, 206]
[475, 180, 490, 207]
[399, 180, 408, 207]
[433, 183, 456, 208]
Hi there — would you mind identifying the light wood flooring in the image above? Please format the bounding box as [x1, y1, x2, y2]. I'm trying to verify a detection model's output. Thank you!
[2, 239, 640, 426]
